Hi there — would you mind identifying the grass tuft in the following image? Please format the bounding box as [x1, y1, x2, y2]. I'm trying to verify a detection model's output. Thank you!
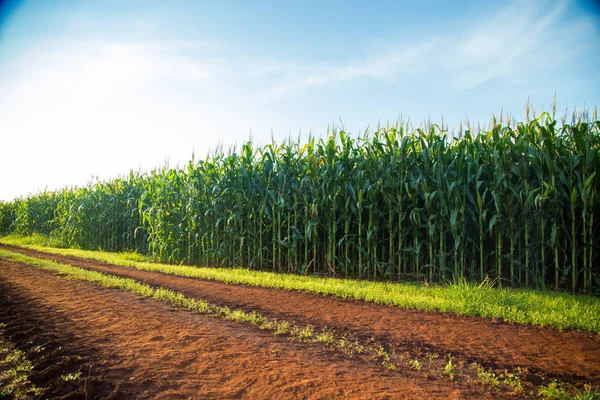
[538, 381, 600, 400]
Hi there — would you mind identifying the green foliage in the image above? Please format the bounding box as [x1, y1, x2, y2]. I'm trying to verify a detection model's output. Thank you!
[538, 381, 600, 400]
[10, 191, 59, 236]
[443, 354, 455, 380]
[6, 172, 148, 254]
[2, 109, 599, 292]
[471, 363, 500, 387]
[408, 359, 423, 370]
[0, 340, 42, 398]
[60, 371, 82, 382]
[470, 363, 524, 394]
[0, 201, 16, 236]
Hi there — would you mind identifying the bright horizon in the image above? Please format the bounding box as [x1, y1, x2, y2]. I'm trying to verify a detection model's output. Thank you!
[1, 0, 599, 201]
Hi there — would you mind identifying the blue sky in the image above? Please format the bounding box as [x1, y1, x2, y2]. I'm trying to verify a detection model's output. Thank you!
[1, 0, 599, 201]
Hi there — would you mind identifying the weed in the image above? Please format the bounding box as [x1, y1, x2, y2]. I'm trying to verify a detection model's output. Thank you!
[382, 360, 396, 370]
[376, 345, 390, 361]
[32, 345, 46, 353]
[470, 363, 499, 387]
[538, 381, 600, 400]
[409, 359, 423, 370]
[353, 341, 365, 354]
[314, 331, 335, 344]
[501, 368, 524, 393]
[275, 321, 289, 335]
[444, 354, 456, 380]
[258, 319, 277, 331]
[0, 342, 41, 397]
[297, 325, 315, 340]
[61, 371, 82, 382]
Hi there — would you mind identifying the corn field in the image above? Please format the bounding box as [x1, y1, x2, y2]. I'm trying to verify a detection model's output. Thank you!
[1, 111, 599, 292]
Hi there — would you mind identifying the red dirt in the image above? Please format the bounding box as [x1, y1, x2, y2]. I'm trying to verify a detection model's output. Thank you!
[0, 257, 494, 399]
[3, 244, 598, 389]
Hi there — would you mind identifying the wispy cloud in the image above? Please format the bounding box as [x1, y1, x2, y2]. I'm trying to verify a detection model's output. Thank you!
[255, 41, 436, 99]
[250, 0, 597, 95]
[446, 0, 571, 89]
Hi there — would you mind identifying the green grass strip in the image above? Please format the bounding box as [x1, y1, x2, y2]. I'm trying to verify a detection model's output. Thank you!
[2, 235, 600, 333]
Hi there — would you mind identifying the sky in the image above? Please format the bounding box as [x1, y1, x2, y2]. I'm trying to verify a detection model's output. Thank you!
[0, 0, 599, 201]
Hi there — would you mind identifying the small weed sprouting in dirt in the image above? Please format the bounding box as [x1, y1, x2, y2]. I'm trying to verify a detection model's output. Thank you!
[353, 341, 365, 354]
[290, 325, 300, 337]
[4, 350, 25, 365]
[270, 348, 280, 357]
[191, 299, 211, 313]
[224, 309, 246, 322]
[314, 331, 335, 345]
[338, 338, 356, 356]
[382, 360, 396, 370]
[502, 368, 524, 394]
[444, 354, 456, 380]
[297, 325, 315, 341]
[0, 339, 43, 398]
[61, 371, 82, 382]
[409, 359, 423, 371]
[538, 381, 600, 400]
[275, 321, 289, 335]
[336, 337, 366, 358]
[247, 311, 266, 326]
[338, 338, 348, 352]
[10, 369, 28, 384]
[376, 345, 390, 361]
[32, 345, 46, 353]
[470, 363, 524, 393]
[258, 319, 277, 331]
[470, 363, 499, 387]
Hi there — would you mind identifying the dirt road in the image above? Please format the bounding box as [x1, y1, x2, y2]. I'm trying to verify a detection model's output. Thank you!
[0, 257, 487, 399]
[4, 245, 599, 384]
[2, 244, 599, 398]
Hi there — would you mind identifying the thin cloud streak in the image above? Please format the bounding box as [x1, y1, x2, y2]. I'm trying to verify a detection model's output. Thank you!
[448, 0, 568, 89]
[255, 0, 595, 95]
